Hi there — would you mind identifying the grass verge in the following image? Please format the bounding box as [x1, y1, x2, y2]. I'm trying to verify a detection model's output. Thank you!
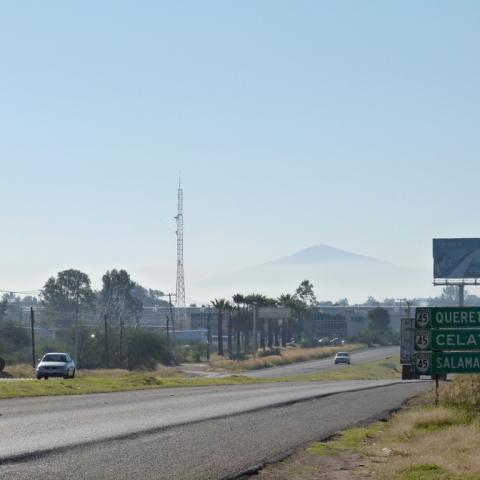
[209, 343, 367, 371]
[254, 375, 480, 480]
[0, 356, 400, 400]
[0, 372, 264, 399]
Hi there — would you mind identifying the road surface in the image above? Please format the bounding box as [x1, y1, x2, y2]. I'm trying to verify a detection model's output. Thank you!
[0, 377, 428, 479]
[244, 346, 399, 378]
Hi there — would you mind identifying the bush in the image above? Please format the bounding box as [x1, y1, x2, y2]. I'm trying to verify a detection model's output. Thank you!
[173, 342, 208, 363]
[258, 347, 282, 357]
[126, 329, 174, 370]
[0, 320, 31, 364]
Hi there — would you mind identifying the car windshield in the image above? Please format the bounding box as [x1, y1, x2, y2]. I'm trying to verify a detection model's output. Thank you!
[337, 353, 349, 357]
[43, 354, 67, 363]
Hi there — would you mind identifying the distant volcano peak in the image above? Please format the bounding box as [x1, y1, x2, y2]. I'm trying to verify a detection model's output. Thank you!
[264, 244, 385, 267]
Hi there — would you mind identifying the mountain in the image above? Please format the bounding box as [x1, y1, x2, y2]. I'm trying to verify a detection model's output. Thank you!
[258, 245, 387, 267]
[191, 245, 433, 303]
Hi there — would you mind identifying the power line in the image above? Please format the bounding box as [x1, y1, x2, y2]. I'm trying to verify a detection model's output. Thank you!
[0, 289, 40, 295]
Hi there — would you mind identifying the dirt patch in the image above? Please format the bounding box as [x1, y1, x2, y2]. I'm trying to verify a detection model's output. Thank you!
[251, 450, 371, 480]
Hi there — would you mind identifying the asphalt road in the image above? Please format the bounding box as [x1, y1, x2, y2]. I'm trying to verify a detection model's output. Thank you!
[0, 378, 428, 479]
[244, 346, 399, 378]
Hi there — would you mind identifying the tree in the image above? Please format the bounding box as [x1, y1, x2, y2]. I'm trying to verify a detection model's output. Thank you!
[278, 293, 305, 344]
[211, 298, 230, 356]
[126, 328, 174, 370]
[363, 296, 380, 306]
[367, 307, 391, 332]
[100, 269, 143, 367]
[232, 294, 246, 357]
[354, 307, 393, 346]
[295, 280, 318, 306]
[41, 269, 95, 364]
[0, 297, 7, 322]
[131, 285, 169, 308]
[440, 286, 465, 305]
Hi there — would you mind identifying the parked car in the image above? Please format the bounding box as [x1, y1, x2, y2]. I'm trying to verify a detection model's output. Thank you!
[36, 352, 76, 380]
[334, 352, 351, 365]
[329, 338, 345, 346]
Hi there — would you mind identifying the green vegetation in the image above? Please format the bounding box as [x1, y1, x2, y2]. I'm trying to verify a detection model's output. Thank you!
[0, 356, 401, 399]
[354, 306, 399, 346]
[400, 464, 450, 480]
[209, 344, 366, 371]
[308, 423, 383, 456]
[0, 372, 263, 399]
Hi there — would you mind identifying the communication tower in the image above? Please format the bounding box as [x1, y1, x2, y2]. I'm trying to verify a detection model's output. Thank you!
[175, 179, 186, 329]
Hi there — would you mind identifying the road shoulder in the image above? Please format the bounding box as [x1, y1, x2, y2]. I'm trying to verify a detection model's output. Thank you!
[252, 375, 480, 480]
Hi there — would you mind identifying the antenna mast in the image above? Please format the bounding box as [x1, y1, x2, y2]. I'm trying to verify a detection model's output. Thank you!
[175, 178, 186, 329]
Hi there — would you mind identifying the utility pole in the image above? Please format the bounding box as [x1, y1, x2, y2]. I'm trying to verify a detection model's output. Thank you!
[74, 302, 79, 366]
[30, 307, 36, 369]
[168, 293, 176, 344]
[166, 314, 170, 349]
[206, 306, 211, 361]
[252, 304, 257, 359]
[104, 313, 109, 367]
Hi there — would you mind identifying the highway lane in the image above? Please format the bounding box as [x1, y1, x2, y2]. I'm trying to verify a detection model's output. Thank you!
[0, 379, 428, 479]
[244, 346, 399, 378]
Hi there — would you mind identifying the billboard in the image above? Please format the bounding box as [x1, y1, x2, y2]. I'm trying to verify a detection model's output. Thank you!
[433, 238, 480, 279]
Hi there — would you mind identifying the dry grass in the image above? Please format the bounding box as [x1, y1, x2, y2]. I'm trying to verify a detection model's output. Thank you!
[371, 414, 480, 479]
[209, 344, 366, 371]
[2, 363, 36, 378]
[2, 364, 181, 379]
[259, 376, 480, 479]
[364, 378, 480, 479]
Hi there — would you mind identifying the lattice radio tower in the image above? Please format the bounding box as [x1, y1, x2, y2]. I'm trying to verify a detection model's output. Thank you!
[174, 178, 186, 329]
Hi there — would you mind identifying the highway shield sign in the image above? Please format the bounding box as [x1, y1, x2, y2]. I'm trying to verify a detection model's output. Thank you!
[414, 352, 432, 374]
[414, 330, 431, 351]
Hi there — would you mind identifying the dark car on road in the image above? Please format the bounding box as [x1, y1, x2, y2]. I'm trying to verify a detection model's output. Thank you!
[36, 352, 76, 380]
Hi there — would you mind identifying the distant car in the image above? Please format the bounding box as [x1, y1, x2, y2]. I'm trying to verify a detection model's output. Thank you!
[36, 352, 76, 380]
[329, 338, 345, 346]
[334, 352, 351, 365]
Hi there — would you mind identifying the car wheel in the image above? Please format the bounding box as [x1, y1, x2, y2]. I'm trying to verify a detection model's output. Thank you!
[44, 376, 49, 380]
[70, 369, 75, 379]
[37, 374, 42, 380]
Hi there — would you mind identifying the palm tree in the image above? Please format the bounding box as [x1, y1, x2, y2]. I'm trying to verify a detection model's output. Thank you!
[243, 294, 277, 353]
[211, 298, 230, 356]
[225, 301, 235, 357]
[278, 293, 306, 344]
[232, 294, 246, 358]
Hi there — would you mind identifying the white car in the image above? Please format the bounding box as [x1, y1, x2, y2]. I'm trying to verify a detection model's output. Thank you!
[334, 352, 351, 365]
[36, 352, 76, 380]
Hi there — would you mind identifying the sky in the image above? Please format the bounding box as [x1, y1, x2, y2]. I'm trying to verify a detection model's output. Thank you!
[1, 1, 480, 300]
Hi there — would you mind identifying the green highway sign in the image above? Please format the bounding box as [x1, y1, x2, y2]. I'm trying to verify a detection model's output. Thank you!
[415, 307, 480, 329]
[415, 351, 480, 375]
[415, 329, 480, 351]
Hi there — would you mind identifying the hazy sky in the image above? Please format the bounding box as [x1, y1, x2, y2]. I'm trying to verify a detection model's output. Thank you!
[1, 1, 480, 299]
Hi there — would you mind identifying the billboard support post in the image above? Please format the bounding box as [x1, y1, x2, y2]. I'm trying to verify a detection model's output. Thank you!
[459, 284, 465, 307]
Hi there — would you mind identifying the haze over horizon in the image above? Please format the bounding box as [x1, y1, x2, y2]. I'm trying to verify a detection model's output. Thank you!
[2, 2, 480, 301]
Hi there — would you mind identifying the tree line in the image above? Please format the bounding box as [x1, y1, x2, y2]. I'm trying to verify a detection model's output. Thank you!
[0, 268, 172, 369]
